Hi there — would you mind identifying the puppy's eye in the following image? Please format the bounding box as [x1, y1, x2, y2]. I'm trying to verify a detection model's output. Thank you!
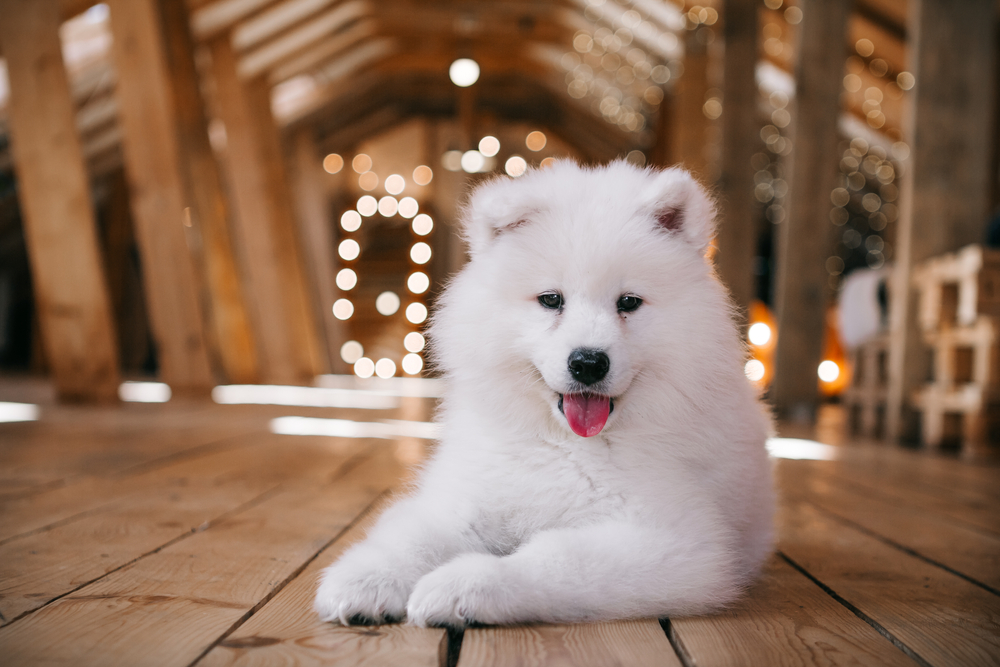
[538, 293, 563, 309]
[617, 295, 642, 313]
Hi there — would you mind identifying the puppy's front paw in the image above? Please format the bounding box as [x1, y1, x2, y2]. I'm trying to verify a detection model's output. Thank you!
[314, 560, 410, 625]
[406, 553, 515, 627]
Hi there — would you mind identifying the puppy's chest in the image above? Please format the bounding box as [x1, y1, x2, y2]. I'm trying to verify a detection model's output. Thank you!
[471, 447, 627, 555]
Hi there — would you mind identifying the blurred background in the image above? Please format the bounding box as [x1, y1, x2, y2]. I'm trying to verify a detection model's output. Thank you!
[0, 0, 997, 453]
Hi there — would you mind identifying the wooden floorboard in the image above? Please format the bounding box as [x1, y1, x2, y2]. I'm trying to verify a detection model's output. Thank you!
[1, 391, 998, 666]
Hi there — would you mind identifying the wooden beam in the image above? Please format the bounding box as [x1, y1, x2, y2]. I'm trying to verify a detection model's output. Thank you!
[107, 0, 215, 391]
[208, 35, 322, 383]
[670, 28, 712, 184]
[237, 0, 368, 79]
[715, 0, 760, 321]
[190, 0, 278, 39]
[886, 0, 998, 442]
[289, 129, 346, 373]
[0, 0, 119, 401]
[159, 0, 260, 384]
[771, 0, 850, 421]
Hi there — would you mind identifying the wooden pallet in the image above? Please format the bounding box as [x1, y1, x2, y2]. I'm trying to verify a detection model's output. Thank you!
[911, 244, 1000, 455]
[843, 332, 890, 439]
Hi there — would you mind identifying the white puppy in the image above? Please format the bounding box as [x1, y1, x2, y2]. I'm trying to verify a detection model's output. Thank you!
[315, 161, 774, 627]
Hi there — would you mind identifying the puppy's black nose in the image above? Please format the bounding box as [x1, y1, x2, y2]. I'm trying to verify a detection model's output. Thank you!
[568, 349, 610, 385]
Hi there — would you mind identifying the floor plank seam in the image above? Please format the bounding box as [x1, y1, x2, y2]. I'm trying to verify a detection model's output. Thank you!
[108, 431, 259, 480]
[0, 476, 74, 503]
[806, 501, 1000, 598]
[778, 551, 934, 667]
[659, 617, 696, 667]
[823, 471, 1000, 538]
[440, 626, 464, 667]
[0, 483, 284, 629]
[0, 501, 120, 547]
[185, 486, 392, 667]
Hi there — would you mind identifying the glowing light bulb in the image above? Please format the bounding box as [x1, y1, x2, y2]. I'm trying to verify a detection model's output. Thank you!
[357, 196, 378, 216]
[748, 323, 771, 346]
[407, 271, 430, 294]
[332, 298, 354, 320]
[336, 268, 357, 290]
[378, 196, 398, 217]
[340, 340, 363, 363]
[402, 353, 424, 375]
[376, 291, 400, 316]
[744, 359, 765, 382]
[406, 302, 428, 324]
[818, 361, 840, 383]
[354, 357, 375, 378]
[449, 58, 480, 87]
[413, 165, 433, 185]
[375, 358, 397, 378]
[323, 154, 343, 174]
[404, 332, 425, 352]
[385, 174, 405, 195]
[525, 131, 547, 151]
[341, 210, 362, 231]
[398, 197, 419, 218]
[410, 242, 432, 264]
[505, 155, 527, 177]
[479, 136, 500, 157]
[412, 214, 434, 236]
[338, 239, 360, 261]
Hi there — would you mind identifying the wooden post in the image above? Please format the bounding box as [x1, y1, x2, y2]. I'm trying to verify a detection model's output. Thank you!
[670, 28, 712, 184]
[158, 0, 259, 384]
[290, 129, 343, 373]
[0, 0, 120, 401]
[715, 0, 758, 320]
[886, 0, 997, 442]
[771, 0, 850, 421]
[208, 36, 322, 384]
[107, 0, 214, 391]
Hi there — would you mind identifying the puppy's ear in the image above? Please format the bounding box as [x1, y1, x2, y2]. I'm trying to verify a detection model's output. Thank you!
[461, 176, 542, 256]
[642, 168, 716, 253]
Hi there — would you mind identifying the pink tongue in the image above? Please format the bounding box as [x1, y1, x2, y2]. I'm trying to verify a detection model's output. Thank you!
[563, 393, 611, 437]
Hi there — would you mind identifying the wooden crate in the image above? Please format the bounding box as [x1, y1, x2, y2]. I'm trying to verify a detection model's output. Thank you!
[910, 245, 1000, 455]
[843, 332, 890, 439]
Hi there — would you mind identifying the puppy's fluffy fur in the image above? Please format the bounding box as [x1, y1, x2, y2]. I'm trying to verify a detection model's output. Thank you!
[315, 161, 774, 627]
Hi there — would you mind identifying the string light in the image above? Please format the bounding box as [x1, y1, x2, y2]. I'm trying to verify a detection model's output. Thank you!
[412, 214, 433, 236]
[410, 242, 432, 264]
[341, 210, 362, 231]
[323, 154, 343, 174]
[336, 268, 358, 290]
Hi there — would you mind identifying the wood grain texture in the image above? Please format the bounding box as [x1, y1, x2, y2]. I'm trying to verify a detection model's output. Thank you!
[198, 495, 444, 667]
[779, 461, 1000, 590]
[0, 435, 359, 622]
[779, 501, 1000, 667]
[0, 448, 396, 666]
[459, 619, 682, 667]
[671, 555, 916, 667]
[0, 0, 120, 401]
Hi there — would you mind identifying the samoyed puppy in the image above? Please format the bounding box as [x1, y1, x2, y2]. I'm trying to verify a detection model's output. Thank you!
[315, 161, 774, 627]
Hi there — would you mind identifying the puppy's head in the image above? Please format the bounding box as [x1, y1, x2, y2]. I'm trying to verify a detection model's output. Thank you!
[432, 160, 738, 440]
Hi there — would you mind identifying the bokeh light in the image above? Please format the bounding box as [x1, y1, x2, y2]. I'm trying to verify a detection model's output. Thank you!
[323, 154, 343, 174]
[376, 291, 400, 316]
[340, 340, 363, 364]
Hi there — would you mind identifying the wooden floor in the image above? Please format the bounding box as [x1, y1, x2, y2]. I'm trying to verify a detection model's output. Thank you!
[1, 381, 998, 667]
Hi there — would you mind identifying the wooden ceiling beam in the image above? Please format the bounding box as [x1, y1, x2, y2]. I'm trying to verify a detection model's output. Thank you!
[190, 0, 281, 39]
[232, 0, 336, 50]
[269, 18, 375, 84]
[237, 0, 368, 78]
